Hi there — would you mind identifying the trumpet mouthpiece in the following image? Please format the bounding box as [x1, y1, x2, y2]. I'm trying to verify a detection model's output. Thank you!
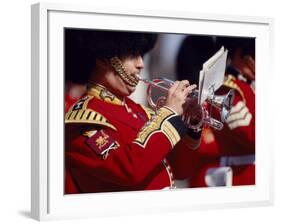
[136, 74, 144, 81]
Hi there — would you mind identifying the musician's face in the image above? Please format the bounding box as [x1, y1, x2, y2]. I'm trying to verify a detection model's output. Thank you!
[102, 55, 144, 97]
[233, 50, 255, 81]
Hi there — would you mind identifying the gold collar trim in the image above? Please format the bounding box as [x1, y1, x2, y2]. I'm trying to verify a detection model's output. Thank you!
[87, 83, 123, 106]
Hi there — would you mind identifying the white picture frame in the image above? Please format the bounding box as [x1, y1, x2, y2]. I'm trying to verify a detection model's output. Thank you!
[31, 2, 274, 221]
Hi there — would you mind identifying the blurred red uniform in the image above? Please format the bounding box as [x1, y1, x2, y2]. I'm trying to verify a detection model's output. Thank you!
[172, 127, 220, 187]
[65, 82, 86, 113]
[211, 74, 255, 186]
[65, 84, 199, 193]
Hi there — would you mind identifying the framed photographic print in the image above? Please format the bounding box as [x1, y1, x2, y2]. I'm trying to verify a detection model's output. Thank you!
[31, 2, 274, 221]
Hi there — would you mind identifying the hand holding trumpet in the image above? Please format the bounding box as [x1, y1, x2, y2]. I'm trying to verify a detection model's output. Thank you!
[164, 80, 197, 115]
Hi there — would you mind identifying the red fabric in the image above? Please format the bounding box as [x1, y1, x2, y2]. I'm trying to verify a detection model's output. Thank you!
[172, 127, 220, 181]
[213, 78, 255, 156]
[188, 160, 255, 187]
[64, 169, 80, 194]
[232, 164, 255, 186]
[211, 77, 255, 185]
[65, 96, 175, 194]
[64, 82, 86, 113]
[65, 94, 79, 113]
[189, 158, 219, 187]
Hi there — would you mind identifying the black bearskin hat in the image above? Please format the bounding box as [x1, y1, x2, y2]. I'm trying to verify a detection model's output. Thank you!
[65, 29, 158, 84]
[215, 36, 255, 59]
[176, 35, 216, 85]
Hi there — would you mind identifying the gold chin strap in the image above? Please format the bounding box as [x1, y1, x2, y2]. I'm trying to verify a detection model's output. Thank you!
[109, 56, 139, 87]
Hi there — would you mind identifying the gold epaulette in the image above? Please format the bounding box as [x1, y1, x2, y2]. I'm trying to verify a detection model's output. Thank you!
[224, 75, 246, 103]
[65, 96, 117, 131]
[140, 105, 155, 119]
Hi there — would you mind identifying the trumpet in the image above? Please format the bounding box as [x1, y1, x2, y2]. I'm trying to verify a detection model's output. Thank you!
[137, 75, 235, 131]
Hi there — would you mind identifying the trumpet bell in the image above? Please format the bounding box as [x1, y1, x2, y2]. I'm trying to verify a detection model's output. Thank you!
[209, 89, 235, 122]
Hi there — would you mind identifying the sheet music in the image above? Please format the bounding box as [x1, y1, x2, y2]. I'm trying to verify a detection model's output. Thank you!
[199, 47, 228, 104]
[198, 70, 205, 104]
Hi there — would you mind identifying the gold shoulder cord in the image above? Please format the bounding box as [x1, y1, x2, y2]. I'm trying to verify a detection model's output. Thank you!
[224, 75, 246, 103]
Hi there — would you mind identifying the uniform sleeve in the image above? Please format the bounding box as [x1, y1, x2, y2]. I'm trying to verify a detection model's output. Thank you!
[223, 92, 255, 149]
[66, 107, 190, 187]
[212, 86, 255, 153]
[170, 127, 218, 180]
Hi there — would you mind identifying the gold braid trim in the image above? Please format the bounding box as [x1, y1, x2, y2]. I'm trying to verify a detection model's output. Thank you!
[65, 108, 117, 131]
[109, 57, 139, 87]
[87, 83, 123, 106]
[224, 75, 246, 103]
[162, 159, 176, 189]
[133, 107, 180, 148]
[140, 105, 155, 119]
[65, 95, 117, 130]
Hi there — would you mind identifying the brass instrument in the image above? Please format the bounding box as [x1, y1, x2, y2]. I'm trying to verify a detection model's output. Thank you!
[138, 76, 234, 131]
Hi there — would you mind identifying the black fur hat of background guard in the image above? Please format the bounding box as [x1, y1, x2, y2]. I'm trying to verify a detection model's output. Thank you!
[65, 29, 158, 84]
[176, 35, 216, 86]
[215, 36, 255, 59]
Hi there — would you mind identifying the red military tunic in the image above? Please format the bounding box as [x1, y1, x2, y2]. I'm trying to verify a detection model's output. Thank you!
[211, 74, 255, 186]
[65, 84, 198, 193]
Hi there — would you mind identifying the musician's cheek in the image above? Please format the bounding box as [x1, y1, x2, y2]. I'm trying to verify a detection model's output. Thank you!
[242, 67, 255, 81]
